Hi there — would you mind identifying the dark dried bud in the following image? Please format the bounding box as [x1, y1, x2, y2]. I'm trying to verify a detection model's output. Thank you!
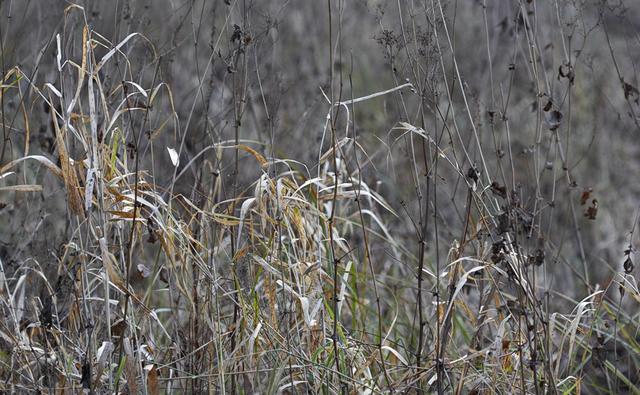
[467, 167, 479, 187]
[490, 182, 507, 199]
[623, 256, 634, 274]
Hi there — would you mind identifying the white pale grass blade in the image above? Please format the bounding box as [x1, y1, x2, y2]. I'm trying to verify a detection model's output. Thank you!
[97, 33, 141, 71]
[85, 167, 95, 212]
[0, 172, 15, 180]
[56, 34, 62, 71]
[167, 147, 180, 167]
[45, 83, 62, 98]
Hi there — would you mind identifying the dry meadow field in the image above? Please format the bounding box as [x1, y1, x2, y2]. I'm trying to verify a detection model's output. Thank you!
[0, 1, 639, 393]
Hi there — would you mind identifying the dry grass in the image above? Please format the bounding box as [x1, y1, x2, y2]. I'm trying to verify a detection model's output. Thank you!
[0, 2, 639, 394]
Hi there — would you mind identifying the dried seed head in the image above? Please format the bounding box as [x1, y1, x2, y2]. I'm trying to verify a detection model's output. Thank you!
[623, 256, 634, 274]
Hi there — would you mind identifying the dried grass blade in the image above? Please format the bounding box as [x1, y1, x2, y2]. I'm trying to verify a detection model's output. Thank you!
[0, 184, 43, 192]
[50, 100, 84, 216]
[0, 155, 63, 179]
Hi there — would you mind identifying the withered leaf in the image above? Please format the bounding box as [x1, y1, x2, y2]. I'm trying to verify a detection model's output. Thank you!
[623, 80, 639, 100]
[580, 189, 592, 206]
[137, 263, 151, 278]
[147, 364, 160, 395]
[584, 199, 598, 220]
